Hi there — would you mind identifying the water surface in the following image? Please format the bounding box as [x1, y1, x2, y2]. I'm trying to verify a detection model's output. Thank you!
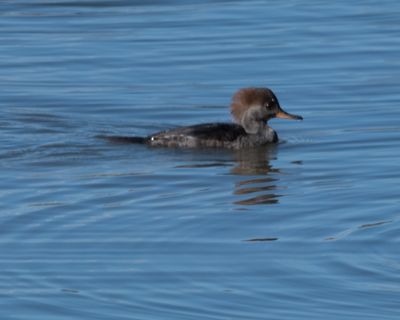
[1, 1, 400, 319]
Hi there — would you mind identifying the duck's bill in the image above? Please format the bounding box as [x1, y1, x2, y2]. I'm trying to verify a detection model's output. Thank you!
[275, 110, 303, 120]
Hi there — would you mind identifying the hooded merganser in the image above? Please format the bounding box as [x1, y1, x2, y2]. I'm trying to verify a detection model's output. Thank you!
[106, 88, 302, 149]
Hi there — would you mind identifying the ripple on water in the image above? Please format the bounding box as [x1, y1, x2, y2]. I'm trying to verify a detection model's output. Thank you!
[1, 0, 400, 319]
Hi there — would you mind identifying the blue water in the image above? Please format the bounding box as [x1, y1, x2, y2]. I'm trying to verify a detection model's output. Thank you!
[1, 1, 400, 319]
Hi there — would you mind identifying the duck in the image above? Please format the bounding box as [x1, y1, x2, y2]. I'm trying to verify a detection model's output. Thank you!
[106, 87, 302, 149]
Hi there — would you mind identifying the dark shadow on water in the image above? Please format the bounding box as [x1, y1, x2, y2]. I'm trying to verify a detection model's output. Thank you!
[244, 237, 278, 242]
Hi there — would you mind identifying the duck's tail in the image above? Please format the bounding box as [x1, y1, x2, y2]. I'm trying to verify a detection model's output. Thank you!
[98, 135, 148, 144]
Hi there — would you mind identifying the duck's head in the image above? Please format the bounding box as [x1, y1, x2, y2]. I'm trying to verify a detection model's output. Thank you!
[231, 87, 302, 134]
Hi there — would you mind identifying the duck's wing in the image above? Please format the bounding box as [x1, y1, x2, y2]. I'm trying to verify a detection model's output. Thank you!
[154, 123, 246, 141]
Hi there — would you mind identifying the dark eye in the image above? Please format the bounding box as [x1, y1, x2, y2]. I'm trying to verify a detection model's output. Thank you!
[265, 103, 270, 109]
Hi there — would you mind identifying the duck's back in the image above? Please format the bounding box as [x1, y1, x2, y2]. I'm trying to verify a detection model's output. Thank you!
[149, 123, 248, 148]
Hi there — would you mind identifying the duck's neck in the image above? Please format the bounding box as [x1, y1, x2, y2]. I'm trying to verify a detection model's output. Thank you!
[249, 124, 277, 143]
[239, 106, 265, 134]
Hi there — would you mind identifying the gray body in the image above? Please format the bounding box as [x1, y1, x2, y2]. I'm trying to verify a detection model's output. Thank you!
[147, 123, 278, 149]
[103, 88, 302, 150]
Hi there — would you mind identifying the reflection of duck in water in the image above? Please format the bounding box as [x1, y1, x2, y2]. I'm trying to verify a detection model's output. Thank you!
[231, 145, 277, 175]
[232, 146, 281, 205]
[106, 88, 302, 149]
[175, 146, 284, 205]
